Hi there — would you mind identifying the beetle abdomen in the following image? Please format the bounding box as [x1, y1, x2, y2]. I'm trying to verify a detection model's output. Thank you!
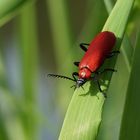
[79, 31, 116, 72]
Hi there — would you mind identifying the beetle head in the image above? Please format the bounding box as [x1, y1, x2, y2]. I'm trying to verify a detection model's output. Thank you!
[76, 78, 86, 88]
[47, 73, 87, 89]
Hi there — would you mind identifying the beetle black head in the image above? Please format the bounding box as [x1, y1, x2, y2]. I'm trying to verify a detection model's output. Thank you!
[76, 78, 86, 88]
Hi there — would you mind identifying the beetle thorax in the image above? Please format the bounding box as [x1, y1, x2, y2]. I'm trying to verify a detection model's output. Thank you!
[79, 68, 92, 79]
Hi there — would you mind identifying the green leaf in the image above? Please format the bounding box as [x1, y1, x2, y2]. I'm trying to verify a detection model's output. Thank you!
[59, 0, 134, 139]
[119, 23, 140, 140]
[0, 0, 35, 27]
[96, 1, 134, 139]
[16, 3, 39, 139]
[0, 88, 26, 140]
[96, 41, 132, 140]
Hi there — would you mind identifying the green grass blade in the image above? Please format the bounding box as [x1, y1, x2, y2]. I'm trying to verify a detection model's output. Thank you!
[96, 1, 134, 139]
[59, 0, 134, 139]
[79, 0, 108, 41]
[0, 0, 35, 27]
[46, 0, 75, 111]
[59, 84, 105, 140]
[104, 0, 133, 71]
[16, 3, 38, 139]
[0, 88, 27, 140]
[96, 44, 132, 140]
[103, 0, 134, 38]
[104, 0, 115, 13]
[121, 36, 133, 71]
[0, 53, 7, 88]
[46, 0, 73, 72]
[119, 24, 140, 140]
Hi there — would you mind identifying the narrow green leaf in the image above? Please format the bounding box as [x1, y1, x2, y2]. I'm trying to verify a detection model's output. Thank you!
[96, 43, 132, 140]
[59, 0, 134, 139]
[0, 0, 35, 27]
[46, 0, 75, 111]
[16, 3, 38, 139]
[0, 88, 26, 140]
[104, 0, 115, 13]
[119, 24, 140, 140]
[0, 53, 7, 88]
[104, 0, 133, 71]
[46, 0, 73, 72]
[96, 1, 134, 139]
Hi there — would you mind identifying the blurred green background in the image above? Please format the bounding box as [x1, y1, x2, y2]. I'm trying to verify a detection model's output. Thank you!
[0, 0, 140, 140]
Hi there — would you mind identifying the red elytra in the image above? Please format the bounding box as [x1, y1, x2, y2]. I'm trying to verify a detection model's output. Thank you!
[79, 31, 116, 79]
[48, 31, 117, 96]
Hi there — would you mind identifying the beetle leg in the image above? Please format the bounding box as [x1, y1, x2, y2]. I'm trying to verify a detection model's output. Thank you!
[73, 62, 80, 67]
[100, 68, 117, 74]
[95, 68, 116, 76]
[79, 43, 89, 52]
[107, 50, 120, 58]
[96, 80, 107, 98]
[90, 74, 107, 98]
[97, 80, 102, 92]
[72, 72, 79, 81]
[70, 72, 79, 89]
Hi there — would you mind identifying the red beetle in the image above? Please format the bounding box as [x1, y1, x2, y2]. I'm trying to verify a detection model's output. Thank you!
[48, 31, 119, 96]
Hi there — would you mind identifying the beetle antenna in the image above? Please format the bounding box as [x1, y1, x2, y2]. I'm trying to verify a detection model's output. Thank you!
[47, 74, 76, 82]
[70, 84, 76, 90]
